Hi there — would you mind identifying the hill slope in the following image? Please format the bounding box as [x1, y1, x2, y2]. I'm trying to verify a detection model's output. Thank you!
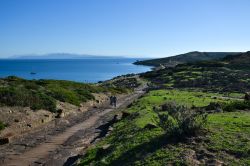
[80, 51, 250, 166]
[223, 51, 250, 64]
[222, 51, 250, 69]
[135, 51, 240, 67]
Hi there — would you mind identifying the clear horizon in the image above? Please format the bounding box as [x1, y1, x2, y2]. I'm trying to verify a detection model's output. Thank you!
[1, 0, 250, 58]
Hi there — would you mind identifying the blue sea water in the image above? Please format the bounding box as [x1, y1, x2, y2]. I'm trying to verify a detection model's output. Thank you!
[0, 58, 151, 83]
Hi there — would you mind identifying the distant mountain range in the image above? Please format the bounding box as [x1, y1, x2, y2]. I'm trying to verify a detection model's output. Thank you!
[9, 53, 125, 59]
[134, 51, 241, 67]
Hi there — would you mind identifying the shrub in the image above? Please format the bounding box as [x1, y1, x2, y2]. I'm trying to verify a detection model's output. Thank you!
[0, 87, 30, 106]
[0, 121, 5, 131]
[24, 81, 40, 90]
[48, 87, 81, 106]
[157, 102, 207, 139]
[76, 89, 95, 101]
[222, 101, 250, 112]
[0, 87, 57, 112]
[0, 77, 126, 112]
[30, 93, 57, 112]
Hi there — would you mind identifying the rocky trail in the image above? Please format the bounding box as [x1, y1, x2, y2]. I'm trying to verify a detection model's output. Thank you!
[0, 85, 147, 166]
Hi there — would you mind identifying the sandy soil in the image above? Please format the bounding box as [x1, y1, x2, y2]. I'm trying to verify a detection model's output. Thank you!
[0, 93, 108, 141]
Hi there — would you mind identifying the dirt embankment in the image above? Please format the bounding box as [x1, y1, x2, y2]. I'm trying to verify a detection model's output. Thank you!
[0, 93, 109, 144]
[0, 83, 147, 166]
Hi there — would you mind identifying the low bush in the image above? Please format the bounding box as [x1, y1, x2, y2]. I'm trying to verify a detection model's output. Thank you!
[0, 76, 126, 112]
[0, 87, 57, 112]
[157, 102, 207, 139]
[48, 87, 81, 106]
[222, 101, 250, 112]
[30, 93, 57, 112]
[0, 121, 5, 131]
[76, 89, 95, 101]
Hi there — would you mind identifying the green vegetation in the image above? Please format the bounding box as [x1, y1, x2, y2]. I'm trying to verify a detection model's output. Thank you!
[207, 112, 250, 165]
[79, 52, 250, 165]
[148, 90, 237, 108]
[0, 121, 6, 131]
[0, 84, 57, 112]
[157, 102, 207, 139]
[0, 76, 127, 112]
[223, 51, 250, 69]
[136, 111, 250, 165]
[80, 88, 250, 165]
[80, 90, 182, 165]
[142, 60, 250, 93]
[222, 100, 250, 112]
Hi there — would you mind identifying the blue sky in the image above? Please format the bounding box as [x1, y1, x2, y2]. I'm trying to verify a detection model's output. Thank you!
[0, 0, 250, 58]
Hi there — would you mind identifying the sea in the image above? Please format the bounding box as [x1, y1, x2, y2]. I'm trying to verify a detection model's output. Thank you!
[0, 58, 151, 83]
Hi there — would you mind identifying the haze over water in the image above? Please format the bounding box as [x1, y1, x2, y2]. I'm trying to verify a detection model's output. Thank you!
[0, 58, 151, 83]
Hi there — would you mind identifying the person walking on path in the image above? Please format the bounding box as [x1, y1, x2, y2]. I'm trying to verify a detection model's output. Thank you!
[110, 96, 113, 106]
[113, 96, 117, 107]
[109, 96, 117, 107]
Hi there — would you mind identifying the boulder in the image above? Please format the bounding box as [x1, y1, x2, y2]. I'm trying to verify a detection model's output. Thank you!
[0, 137, 10, 145]
[0, 137, 12, 145]
[56, 109, 65, 118]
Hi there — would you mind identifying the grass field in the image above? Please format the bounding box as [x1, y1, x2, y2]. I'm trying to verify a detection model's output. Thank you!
[79, 89, 250, 165]
[144, 89, 242, 108]
[206, 112, 250, 165]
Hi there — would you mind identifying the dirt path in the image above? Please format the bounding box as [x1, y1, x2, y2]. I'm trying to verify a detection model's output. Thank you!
[0, 85, 146, 166]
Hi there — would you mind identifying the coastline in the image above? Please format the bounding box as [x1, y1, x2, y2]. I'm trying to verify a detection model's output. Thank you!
[0, 58, 151, 83]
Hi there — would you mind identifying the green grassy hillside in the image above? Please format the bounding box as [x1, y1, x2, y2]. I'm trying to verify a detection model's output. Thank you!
[223, 51, 250, 70]
[141, 61, 250, 93]
[0, 76, 127, 112]
[80, 54, 250, 165]
[80, 89, 250, 165]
